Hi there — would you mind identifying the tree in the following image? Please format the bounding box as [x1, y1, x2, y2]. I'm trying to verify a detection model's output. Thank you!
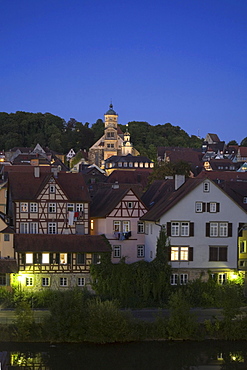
[240, 137, 247, 147]
[227, 140, 238, 146]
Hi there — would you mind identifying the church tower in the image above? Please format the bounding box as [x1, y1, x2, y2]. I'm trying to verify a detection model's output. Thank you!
[104, 104, 121, 160]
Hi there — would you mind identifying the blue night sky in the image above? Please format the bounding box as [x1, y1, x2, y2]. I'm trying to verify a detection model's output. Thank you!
[1, 0, 246, 144]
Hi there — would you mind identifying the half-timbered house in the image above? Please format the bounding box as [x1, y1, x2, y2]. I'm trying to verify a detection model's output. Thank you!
[7, 167, 91, 235]
[14, 234, 111, 291]
[90, 184, 147, 263]
[5, 166, 112, 291]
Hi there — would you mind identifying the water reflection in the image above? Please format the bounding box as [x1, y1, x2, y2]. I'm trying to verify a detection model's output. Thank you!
[0, 341, 247, 370]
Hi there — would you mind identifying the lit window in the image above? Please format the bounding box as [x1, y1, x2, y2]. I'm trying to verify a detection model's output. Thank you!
[67, 203, 74, 211]
[113, 245, 121, 258]
[137, 245, 145, 258]
[78, 277, 85, 286]
[20, 202, 28, 212]
[26, 253, 33, 264]
[123, 221, 130, 232]
[60, 253, 67, 264]
[30, 203, 38, 213]
[113, 221, 121, 232]
[171, 247, 179, 261]
[180, 247, 189, 260]
[48, 203, 56, 213]
[42, 253, 49, 264]
[90, 220, 94, 230]
[26, 277, 33, 286]
[42, 277, 50, 286]
[139, 162, 143, 168]
[145, 162, 149, 168]
[60, 277, 68, 286]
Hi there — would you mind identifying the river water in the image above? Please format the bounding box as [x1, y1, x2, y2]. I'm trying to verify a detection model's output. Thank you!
[0, 340, 247, 369]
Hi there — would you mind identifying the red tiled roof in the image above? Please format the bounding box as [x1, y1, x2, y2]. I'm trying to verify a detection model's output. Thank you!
[14, 234, 111, 253]
[90, 184, 146, 218]
[197, 171, 247, 182]
[106, 170, 152, 189]
[8, 171, 91, 202]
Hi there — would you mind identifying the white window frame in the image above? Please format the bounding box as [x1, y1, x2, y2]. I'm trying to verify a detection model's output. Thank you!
[180, 246, 189, 260]
[50, 184, 56, 194]
[210, 202, 217, 213]
[113, 245, 121, 258]
[77, 277, 85, 287]
[76, 203, 84, 212]
[113, 221, 121, 232]
[127, 202, 133, 208]
[170, 274, 178, 285]
[48, 203, 56, 213]
[20, 222, 29, 234]
[60, 277, 68, 286]
[67, 203, 74, 212]
[210, 222, 218, 237]
[26, 277, 33, 286]
[243, 197, 247, 204]
[122, 221, 130, 232]
[171, 222, 180, 236]
[20, 202, 28, 212]
[171, 246, 189, 261]
[137, 221, 144, 234]
[42, 277, 50, 287]
[219, 273, 227, 285]
[195, 202, 203, 212]
[30, 202, 38, 213]
[180, 274, 188, 285]
[137, 245, 145, 258]
[181, 222, 189, 236]
[30, 222, 38, 234]
[48, 222, 57, 234]
[219, 222, 228, 237]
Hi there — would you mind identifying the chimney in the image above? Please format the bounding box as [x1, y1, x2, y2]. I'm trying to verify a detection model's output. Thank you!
[175, 174, 185, 190]
[34, 167, 40, 178]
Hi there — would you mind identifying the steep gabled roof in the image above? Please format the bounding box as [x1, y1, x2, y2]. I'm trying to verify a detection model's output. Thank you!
[218, 181, 247, 212]
[141, 178, 204, 221]
[141, 179, 175, 209]
[8, 170, 91, 202]
[90, 184, 145, 218]
[14, 234, 111, 253]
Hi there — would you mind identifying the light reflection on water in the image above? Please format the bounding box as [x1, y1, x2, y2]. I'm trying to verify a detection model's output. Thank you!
[0, 341, 247, 370]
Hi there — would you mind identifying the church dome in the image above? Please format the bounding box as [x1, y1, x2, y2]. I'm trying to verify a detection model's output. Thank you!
[105, 103, 117, 115]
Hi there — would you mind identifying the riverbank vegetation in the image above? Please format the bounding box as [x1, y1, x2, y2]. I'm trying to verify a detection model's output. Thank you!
[0, 284, 247, 343]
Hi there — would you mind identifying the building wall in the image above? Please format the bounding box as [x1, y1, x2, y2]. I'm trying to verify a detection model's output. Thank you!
[144, 180, 247, 279]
